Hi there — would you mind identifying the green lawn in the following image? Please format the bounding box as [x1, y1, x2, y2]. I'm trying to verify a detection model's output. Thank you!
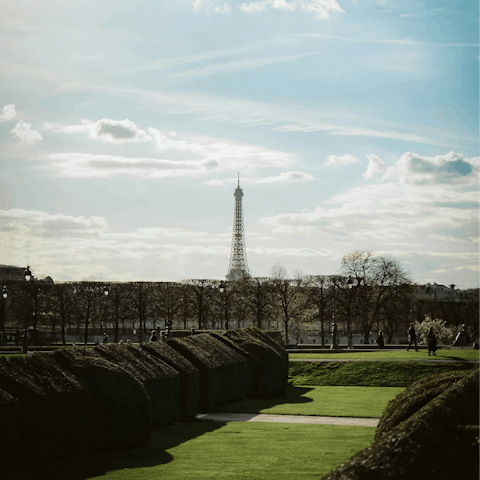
[216, 385, 403, 418]
[289, 360, 475, 387]
[289, 350, 479, 361]
[13, 421, 375, 480]
[0, 354, 27, 359]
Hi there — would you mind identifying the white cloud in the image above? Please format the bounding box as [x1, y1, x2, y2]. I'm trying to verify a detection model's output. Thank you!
[44, 121, 297, 179]
[44, 153, 218, 179]
[192, 0, 205, 9]
[165, 52, 316, 83]
[60, 82, 443, 146]
[204, 171, 314, 185]
[362, 154, 385, 179]
[0, 104, 16, 122]
[0, 209, 108, 236]
[382, 151, 479, 185]
[10, 120, 42, 143]
[116, 37, 290, 75]
[239, 0, 343, 18]
[215, 2, 231, 13]
[0, 208, 233, 281]
[260, 151, 479, 281]
[325, 154, 358, 166]
[300, 33, 480, 48]
[54, 118, 152, 143]
[148, 128, 297, 172]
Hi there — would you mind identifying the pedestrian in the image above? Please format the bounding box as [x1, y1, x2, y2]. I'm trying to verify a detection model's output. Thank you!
[407, 323, 418, 351]
[103, 333, 108, 345]
[376, 330, 385, 348]
[427, 327, 437, 356]
[149, 330, 158, 342]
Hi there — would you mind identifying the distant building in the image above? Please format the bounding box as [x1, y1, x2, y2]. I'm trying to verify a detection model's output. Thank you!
[0, 264, 26, 282]
[419, 282, 479, 302]
[0, 265, 54, 284]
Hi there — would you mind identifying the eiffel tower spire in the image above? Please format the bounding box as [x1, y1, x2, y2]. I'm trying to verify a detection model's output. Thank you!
[226, 174, 248, 280]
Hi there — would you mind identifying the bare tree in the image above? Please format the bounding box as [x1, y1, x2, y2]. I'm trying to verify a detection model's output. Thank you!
[71, 280, 104, 345]
[269, 264, 306, 344]
[237, 276, 274, 329]
[307, 275, 334, 347]
[185, 279, 216, 329]
[339, 251, 413, 344]
[50, 283, 74, 345]
[126, 282, 156, 342]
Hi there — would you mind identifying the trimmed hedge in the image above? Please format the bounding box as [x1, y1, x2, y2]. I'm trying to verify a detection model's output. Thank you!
[50, 348, 152, 450]
[82, 344, 181, 428]
[140, 341, 199, 420]
[0, 354, 91, 472]
[374, 370, 467, 440]
[167, 334, 249, 412]
[322, 367, 479, 480]
[212, 328, 287, 397]
[0, 328, 288, 474]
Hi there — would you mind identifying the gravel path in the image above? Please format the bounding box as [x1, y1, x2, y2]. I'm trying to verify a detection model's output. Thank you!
[196, 412, 379, 427]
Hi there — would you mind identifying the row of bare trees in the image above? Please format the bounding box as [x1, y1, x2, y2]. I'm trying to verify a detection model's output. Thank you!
[1, 251, 477, 345]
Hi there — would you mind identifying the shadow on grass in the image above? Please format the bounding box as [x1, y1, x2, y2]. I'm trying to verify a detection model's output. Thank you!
[3, 420, 227, 480]
[214, 385, 314, 414]
[440, 355, 475, 362]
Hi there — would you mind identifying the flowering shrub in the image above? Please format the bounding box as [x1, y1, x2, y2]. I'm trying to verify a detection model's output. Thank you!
[414, 317, 456, 345]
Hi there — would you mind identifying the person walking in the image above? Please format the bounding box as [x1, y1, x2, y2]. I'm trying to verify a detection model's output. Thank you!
[427, 327, 437, 356]
[407, 323, 418, 351]
[376, 330, 385, 348]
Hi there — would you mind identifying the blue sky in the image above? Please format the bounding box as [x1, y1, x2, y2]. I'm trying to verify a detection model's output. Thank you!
[0, 0, 478, 287]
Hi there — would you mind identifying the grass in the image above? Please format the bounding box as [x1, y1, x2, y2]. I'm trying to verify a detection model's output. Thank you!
[289, 350, 479, 361]
[215, 385, 403, 418]
[5, 351, 473, 479]
[289, 360, 475, 387]
[9, 421, 375, 480]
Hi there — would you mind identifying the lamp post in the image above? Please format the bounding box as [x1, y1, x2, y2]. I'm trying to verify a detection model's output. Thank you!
[218, 280, 228, 330]
[103, 283, 109, 336]
[24, 266, 37, 349]
[1, 285, 7, 346]
[330, 278, 338, 349]
[347, 276, 354, 349]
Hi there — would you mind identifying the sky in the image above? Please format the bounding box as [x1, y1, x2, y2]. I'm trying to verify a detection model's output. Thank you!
[0, 0, 478, 287]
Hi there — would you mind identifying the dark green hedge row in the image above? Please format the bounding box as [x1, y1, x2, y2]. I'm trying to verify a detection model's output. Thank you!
[0, 327, 287, 474]
[322, 367, 479, 480]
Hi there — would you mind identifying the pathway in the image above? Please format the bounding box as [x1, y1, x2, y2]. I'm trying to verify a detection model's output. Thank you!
[196, 412, 378, 427]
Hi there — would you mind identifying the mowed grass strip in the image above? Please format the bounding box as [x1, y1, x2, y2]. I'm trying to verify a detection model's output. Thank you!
[289, 360, 475, 387]
[215, 385, 403, 418]
[289, 350, 479, 361]
[74, 422, 373, 480]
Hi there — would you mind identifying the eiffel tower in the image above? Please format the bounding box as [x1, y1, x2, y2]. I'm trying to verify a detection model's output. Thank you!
[226, 174, 249, 281]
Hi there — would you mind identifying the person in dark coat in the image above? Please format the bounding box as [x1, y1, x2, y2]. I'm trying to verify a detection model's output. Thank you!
[149, 330, 158, 342]
[376, 330, 385, 348]
[407, 324, 418, 351]
[427, 327, 437, 356]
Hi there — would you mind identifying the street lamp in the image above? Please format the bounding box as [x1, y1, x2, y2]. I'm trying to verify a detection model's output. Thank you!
[347, 276, 354, 349]
[23, 266, 37, 348]
[1, 285, 7, 346]
[102, 284, 109, 335]
[218, 281, 228, 330]
[24, 266, 32, 282]
[331, 278, 338, 349]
